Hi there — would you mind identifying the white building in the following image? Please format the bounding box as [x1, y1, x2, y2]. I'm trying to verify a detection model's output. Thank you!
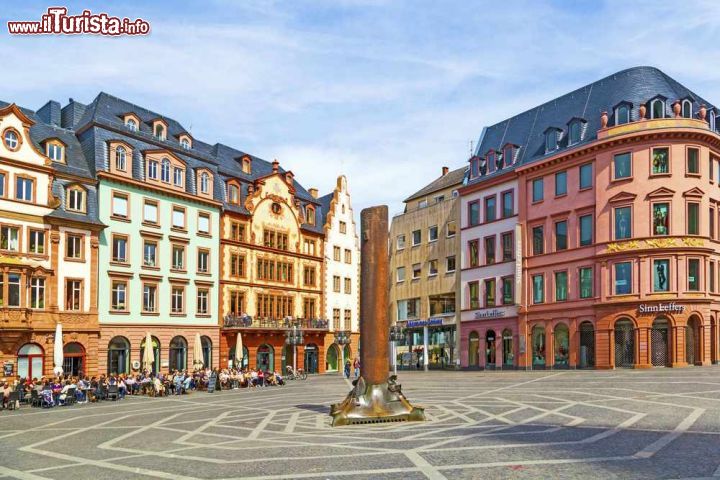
[317, 176, 360, 372]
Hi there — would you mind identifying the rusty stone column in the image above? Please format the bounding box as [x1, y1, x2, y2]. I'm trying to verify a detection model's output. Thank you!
[330, 206, 425, 426]
[360, 205, 389, 385]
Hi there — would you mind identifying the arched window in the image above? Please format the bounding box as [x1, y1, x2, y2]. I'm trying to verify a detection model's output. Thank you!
[650, 99, 665, 119]
[201, 336, 212, 368]
[169, 336, 187, 371]
[229, 345, 249, 369]
[108, 336, 130, 374]
[568, 121, 582, 145]
[615, 104, 630, 125]
[200, 172, 209, 194]
[66, 185, 86, 213]
[140, 336, 161, 374]
[126, 119, 137, 131]
[545, 129, 558, 152]
[115, 146, 127, 171]
[554, 323, 569, 368]
[228, 183, 240, 204]
[180, 136, 191, 150]
[161, 158, 171, 183]
[17, 343, 43, 379]
[532, 325, 546, 367]
[682, 99, 692, 118]
[63, 342, 85, 376]
[614, 318, 635, 367]
[486, 329, 496, 366]
[257, 344, 274, 371]
[154, 123, 166, 140]
[242, 158, 252, 174]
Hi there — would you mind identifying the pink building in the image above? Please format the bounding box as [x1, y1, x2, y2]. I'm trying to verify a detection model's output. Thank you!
[460, 66, 720, 369]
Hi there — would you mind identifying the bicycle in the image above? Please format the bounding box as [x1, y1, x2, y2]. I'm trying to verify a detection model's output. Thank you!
[285, 366, 308, 380]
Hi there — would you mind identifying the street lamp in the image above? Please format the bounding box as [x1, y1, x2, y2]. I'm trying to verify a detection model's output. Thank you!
[285, 325, 304, 373]
[389, 325, 405, 376]
[334, 330, 351, 376]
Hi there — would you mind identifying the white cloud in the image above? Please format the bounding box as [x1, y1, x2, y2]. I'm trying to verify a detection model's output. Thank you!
[2, 0, 720, 217]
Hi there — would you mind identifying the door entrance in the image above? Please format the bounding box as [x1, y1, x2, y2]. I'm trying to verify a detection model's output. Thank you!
[614, 319, 635, 368]
[651, 318, 670, 367]
[304, 344, 318, 374]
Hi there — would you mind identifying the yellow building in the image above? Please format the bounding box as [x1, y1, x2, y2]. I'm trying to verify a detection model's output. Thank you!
[219, 158, 328, 373]
[389, 166, 465, 369]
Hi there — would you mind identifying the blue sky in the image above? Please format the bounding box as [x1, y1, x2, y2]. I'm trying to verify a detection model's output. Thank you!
[3, 0, 720, 215]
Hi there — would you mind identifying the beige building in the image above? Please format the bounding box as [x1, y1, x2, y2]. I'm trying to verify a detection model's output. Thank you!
[389, 166, 465, 369]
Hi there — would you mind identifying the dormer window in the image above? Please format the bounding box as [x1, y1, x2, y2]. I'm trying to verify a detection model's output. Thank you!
[487, 151, 496, 173]
[682, 99, 692, 118]
[66, 185, 86, 213]
[479, 156, 487, 176]
[200, 172, 210, 194]
[241, 156, 252, 174]
[3, 129, 20, 151]
[285, 172, 294, 185]
[567, 119, 585, 146]
[306, 206, 316, 226]
[152, 120, 167, 141]
[126, 119, 137, 131]
[46, 140, 65, 162]
[711, 113, 717, 131]
[179, 134, 192, 150]
[228, 182, 240, 204]
[115, 146, 127, 171]
[503, 145, 516, 167]
[650, 98, 666, 119]
[161, 158, 171, 183]
[544, 128, 560, 153]
[615, 104, 631, 125]
[469, 155, 480, 178]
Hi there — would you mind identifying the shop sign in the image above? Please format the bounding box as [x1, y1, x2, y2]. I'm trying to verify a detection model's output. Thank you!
[3, 362, 13, 377]
[638, 302, 685, 314]
[406, 318, 444, 328]
[474, 308, 506, 320]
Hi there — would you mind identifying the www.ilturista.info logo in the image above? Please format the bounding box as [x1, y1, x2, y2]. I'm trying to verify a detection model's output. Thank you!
[7, 7, 150, 36]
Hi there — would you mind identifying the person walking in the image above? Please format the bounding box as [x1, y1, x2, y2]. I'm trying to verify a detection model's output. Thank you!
[352, 357, 360, 378]
[344, 360, 351, 379]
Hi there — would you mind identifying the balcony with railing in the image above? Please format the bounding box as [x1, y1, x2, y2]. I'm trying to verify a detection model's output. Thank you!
[222, 315, 329, 331]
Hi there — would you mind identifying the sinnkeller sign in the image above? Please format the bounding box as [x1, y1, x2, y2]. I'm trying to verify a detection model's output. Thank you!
[637, 302, 686, 315]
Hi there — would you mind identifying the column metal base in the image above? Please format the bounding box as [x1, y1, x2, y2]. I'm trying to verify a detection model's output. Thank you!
[330, 375, 425, 427]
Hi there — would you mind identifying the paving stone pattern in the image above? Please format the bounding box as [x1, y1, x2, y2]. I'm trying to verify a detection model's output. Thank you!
[2, 369, 720, 479]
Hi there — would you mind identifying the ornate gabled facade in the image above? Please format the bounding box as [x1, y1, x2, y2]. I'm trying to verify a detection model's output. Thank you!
[319, 176, 360, 372]
[0, 102, 102, 379]
[219, 157, 328, 374]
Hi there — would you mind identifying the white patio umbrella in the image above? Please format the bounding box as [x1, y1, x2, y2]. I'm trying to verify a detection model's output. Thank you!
[193, 333, 204, 370]
[234, 332, 244, 369]
[53, 323, 64, 376]
[142, 332, 154, 373]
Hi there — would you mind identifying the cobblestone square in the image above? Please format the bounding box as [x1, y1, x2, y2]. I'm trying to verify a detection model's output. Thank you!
[2, 369, 720, 479]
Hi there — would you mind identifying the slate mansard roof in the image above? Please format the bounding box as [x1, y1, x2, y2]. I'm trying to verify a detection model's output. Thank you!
[468, 66, 719, 185]
[0, 100, 102, 225]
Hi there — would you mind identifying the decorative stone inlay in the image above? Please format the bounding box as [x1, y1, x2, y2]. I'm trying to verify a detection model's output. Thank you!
[606, 237, 704, 253]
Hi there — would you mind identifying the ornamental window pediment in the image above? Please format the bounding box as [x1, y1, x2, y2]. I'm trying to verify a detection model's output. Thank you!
[682, 187, 705, 198]
[646, 186, 675, 199]
[607, 191, 637, 204]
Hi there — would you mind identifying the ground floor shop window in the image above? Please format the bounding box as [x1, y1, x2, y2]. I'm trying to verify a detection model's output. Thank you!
[532, 326, 546, 367]
[169, 336, 187, 371]
[502, 329, 513, 366]
[63, 342, 85, 377]
[108, 336, 130, 374]
[18, 343, 43, 379]
[468, 331, 479, 367]
[554, 324, 569, 368]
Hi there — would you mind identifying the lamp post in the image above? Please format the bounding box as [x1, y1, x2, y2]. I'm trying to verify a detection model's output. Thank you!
[389, 325, 405, 376]
[334, 330, 351, 376]
[285, 325, 303, 373]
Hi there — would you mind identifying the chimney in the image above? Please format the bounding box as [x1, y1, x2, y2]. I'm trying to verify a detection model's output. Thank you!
[272, 159, 279, 173]
[37, 100, 61, 127]
[308, 187, 318, 199]
[442, 166, 449, 176]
